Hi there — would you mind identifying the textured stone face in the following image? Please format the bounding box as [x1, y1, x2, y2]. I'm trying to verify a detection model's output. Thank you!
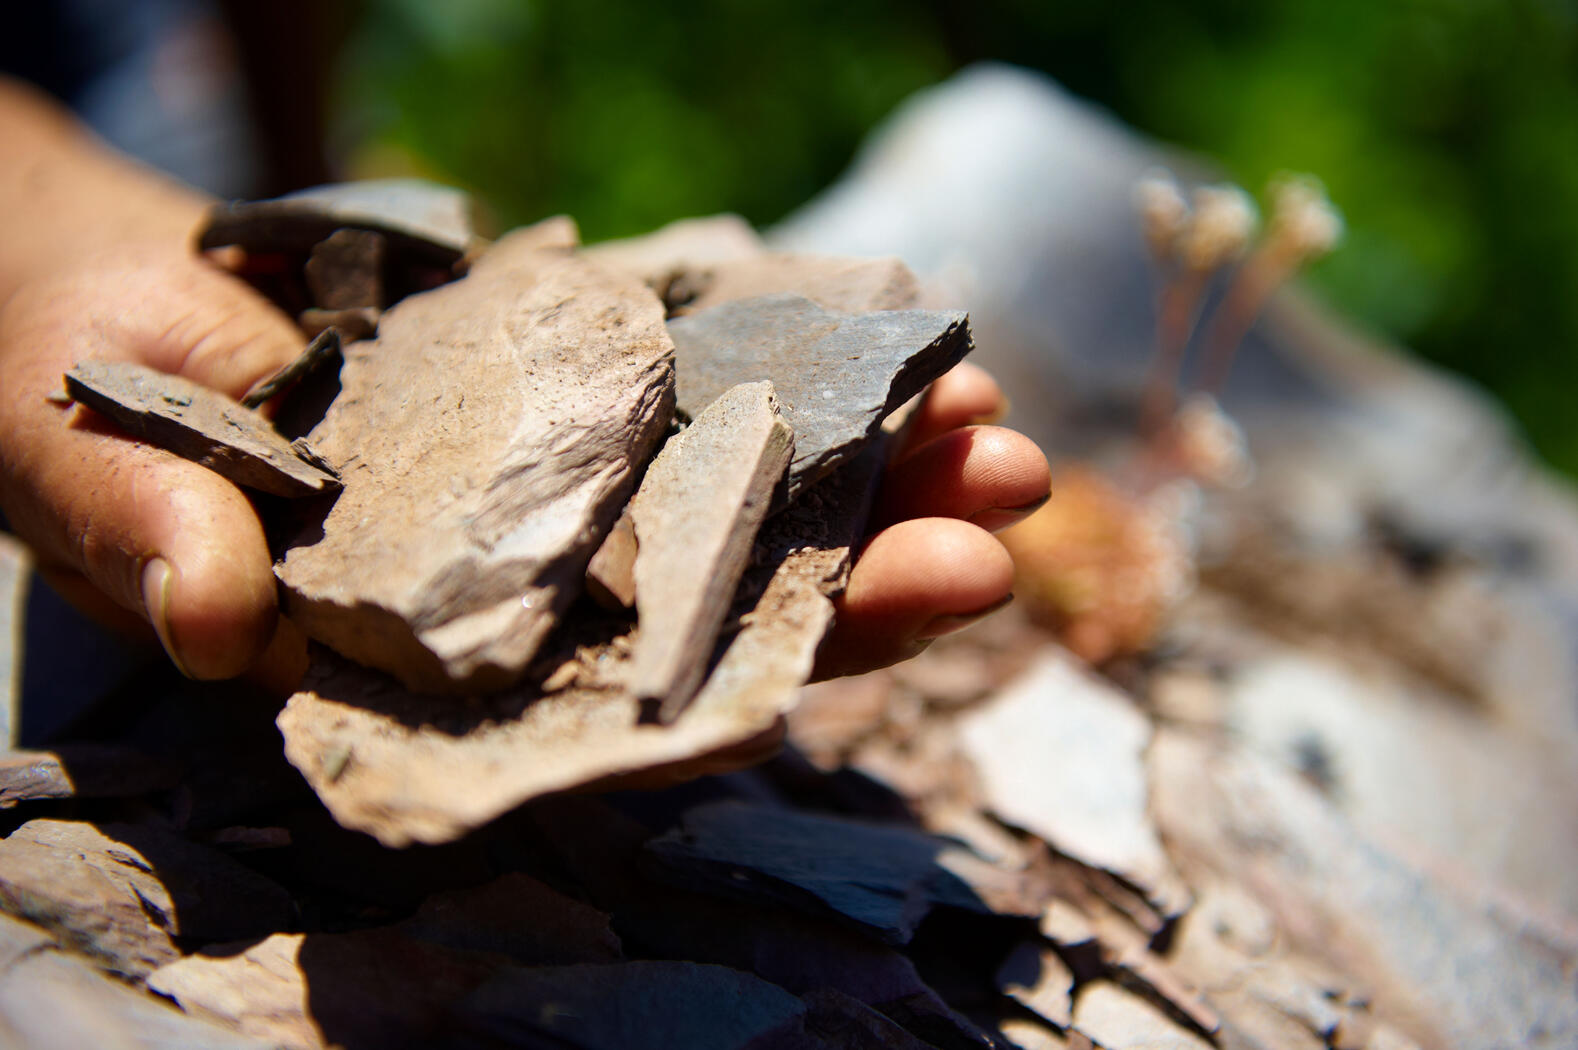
[666, 294, 971, 502]
[627, 381, 794, 722]
[670, 253, 920, 316]
[277, 446, 881, 847]
[276, 228, 675, 694]
[63, 361, 341, 498]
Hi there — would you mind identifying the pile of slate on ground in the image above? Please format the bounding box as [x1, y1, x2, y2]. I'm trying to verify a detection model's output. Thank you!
[0, 182, 1461, 1049]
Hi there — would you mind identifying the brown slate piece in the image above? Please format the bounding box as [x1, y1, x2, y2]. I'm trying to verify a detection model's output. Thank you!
[199, 178, 478, 266]
[0, 819, 294, 979]
[240, 328, 341, 409]
[64, 361, 341, 498]
[299, 306, 380, 342]
[584, 506, 638, 609]
[666, 293, 972, 502]
[1072, 981, 1215, 1050]
[0, 745, 180, 807]
[149, 929, 504, 1050]
[305, 229, 386, 309]
[275, 226, 676, 694]
[583, 214, 765, 290]
[277, 445, 881, 847]
[626, 380, 794, 722]
[956, 648, 1191, 920]
[0, 923, 270, 1049]
[995, 941, 1075, 1028]
[672, 253, 921, 317]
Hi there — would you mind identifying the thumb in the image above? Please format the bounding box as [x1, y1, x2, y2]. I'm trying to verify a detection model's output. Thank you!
[0, 251, 304, 678]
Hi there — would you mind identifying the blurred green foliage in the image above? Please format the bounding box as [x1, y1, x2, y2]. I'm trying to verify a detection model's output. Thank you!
[336, 0, 1578, 473]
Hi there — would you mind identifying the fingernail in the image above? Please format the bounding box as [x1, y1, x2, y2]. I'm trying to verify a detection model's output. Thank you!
[917, 593, 1014, 640]
[141, 557, 193, 678]
[969, 491, 1052, 532]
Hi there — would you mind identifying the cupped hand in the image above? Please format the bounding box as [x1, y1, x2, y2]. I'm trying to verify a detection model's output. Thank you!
[0, 232, 304, 680]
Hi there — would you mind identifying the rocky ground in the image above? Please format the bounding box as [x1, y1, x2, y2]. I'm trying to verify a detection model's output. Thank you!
[0, 65, 1572, 1050]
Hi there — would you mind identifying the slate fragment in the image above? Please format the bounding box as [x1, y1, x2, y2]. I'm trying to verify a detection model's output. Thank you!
[306, 229, 386, 309]
[672, 253, 922, 316]
[626, 380, 794, 721]
[300, 306, 380, 342]
[200, 178, 478, 266]
[799, 988, 939, 1050]
[149, 929, 505, 1050]
[1072, 982, 1214, 1050]
[240, 328, 342, 409]
[584, 507, 638, 609]
[64, 361, 341, 498]
[525, 795, 991, 1049]
[955, 648, 1190, 919]
[447, 961, 808, 1050]
[667, 293, 972, 501]
[643, 800, 1041, 945]
[995, 941, 1074, 1028]
[0, 819, 294, 979]
[276, 226, 676, 693]
[0, 534, 25, 748]
[278, 446, 880, 846]
[0, 915, 269, 1050]
[0, 744, 180, 807]
[398, 872, 622, 965]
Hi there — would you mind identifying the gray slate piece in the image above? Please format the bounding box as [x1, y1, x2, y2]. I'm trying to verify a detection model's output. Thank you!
[666, 294, 972, 502]
[199, 178, 476, 266]
[450, 961, 807, 1050]
[643, 800, 1014, 945]
[0, 819, 295, 979]
[627, 381, 793, 722]
[276, 226, 675, 693]
[64, 361, 341, 498]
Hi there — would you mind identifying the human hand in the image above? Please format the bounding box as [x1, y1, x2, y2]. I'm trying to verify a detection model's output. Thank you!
[0, 213, 304, 682]
[814, 361, 1050, 678]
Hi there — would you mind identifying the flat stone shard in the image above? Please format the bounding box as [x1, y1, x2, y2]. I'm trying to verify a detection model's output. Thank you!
[64, 361, 342, 498]
[644, 800, 1041, 945]
[666, 293, 972, 501]
[200, 178, 479, 265]
[449, 961, 807, 1050]
[0, 819, 295, 979]
[275, 227, 676, 693]
[627, 381, 794, 722]
[0, 745, 180, 807]
[241, 328, 341, 409]
[672, 253, 921, 316]
[149, 929, 503, 1050]
[306, 229, 386, 309]
[0, 923, 270, 1050]
[278, 448, 880, 846]
[584, 507, 638, 609]
[996, 941, 1075, 1027]
[956, 648, 1190, 919]
[1073, 982, 1215, 1050]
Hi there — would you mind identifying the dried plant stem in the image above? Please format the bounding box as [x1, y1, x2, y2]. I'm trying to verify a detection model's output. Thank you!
[1197, 243, 1300, 395]
[1140, 269, 1209, 436]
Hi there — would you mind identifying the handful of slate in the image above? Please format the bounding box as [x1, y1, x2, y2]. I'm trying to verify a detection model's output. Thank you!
[61, 182, 973, 847]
